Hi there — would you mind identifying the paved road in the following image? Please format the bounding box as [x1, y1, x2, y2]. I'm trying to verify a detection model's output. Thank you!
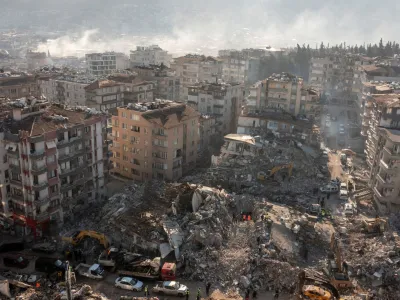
[79, 274, 294, 299]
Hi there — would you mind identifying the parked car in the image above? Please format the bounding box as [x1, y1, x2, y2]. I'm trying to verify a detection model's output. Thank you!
[152, 281, 188, 297]
[344, 203, 355, 216]
[320, 184, 339, 194]
[339, 129, 345, 135]
[115, 276, 143, 291]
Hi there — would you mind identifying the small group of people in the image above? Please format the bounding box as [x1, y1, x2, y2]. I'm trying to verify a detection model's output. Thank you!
[183, 282, 211, 300]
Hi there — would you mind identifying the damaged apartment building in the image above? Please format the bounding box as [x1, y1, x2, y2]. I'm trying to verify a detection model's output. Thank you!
[186, 82, 244, 136]
[110, 100, 200, 181]
[360, 93, 400, 212]
[0, 97, 107, 236]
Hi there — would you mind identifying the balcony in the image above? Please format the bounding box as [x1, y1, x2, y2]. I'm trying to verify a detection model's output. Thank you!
[31, 163, 47, 175]
[267, 97, 287, 102]
[57, 136, 83, 148]
[32, 182, 49, 191]
[13, 206, 26, 216]
[11, 194, 24, 204]
[34, 197, 50, 205]
[35, 212, 49, 222]
[29, 150, 45, 159]
[48, 204, 61, 214]
[376, 173, 394, 185]
[58, 149, 84, 162]
[384, 147, 400, 158]
[10, 179, 23, 187]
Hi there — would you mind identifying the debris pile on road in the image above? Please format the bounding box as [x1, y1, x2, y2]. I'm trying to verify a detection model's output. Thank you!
[205, 289, 243, 300]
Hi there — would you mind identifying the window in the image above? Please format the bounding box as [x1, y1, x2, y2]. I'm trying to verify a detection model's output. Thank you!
[122, 123, 127, 129]
[192, 120, 196, 126]
[131, 114, 140, 121]
[131, 125, 140, 132]
[123, 145, 128, 151]
[50, 185, 58, 193]
[48, 170, 57, 178]
[174, 138, 178, 145]
[115, 152, 120, 158]
[387, 108, 392, 114]
[144, 128, 148, 134]
[123, 167, 129, 172]
[85, 126, 90, 133]
[123, 155, 128, 161]
[144, 150, 148, 157]
[47, 155, 55, 163]
[122, 134, 127, 140]
[121, 111, 127, 118]
[144, 161, 148, 168]
[133, 159, 140, 165]
[131, 168, 140, 176]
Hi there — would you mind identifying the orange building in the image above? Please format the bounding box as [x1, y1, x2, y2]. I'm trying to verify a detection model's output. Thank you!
[110, 100, 200, 181]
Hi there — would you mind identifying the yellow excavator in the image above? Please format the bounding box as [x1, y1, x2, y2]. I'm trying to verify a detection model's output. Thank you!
[257, 162, 293, 181]
[327, 233, 353, 289]
[62, 230, 109, 248]
[362, 217, 387, 235]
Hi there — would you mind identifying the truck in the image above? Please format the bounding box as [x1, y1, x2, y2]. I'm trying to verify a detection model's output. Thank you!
[118, 258, 176, 281]
[75, 263, 105, 280]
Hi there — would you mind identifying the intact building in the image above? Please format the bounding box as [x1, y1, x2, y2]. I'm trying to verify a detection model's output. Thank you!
[107, 74, 155, 104]
[0, 98, 106, 237]
[85, 52, 117, 76]
[130, 45, 172, 67]
[85, 80, 125, 112]
[0, 72, 41, 100]
[110, 100, 200, 181]
[186, 83, 244, 136]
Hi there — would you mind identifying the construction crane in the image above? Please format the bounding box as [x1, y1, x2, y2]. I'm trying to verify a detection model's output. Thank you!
[257, 162, 293, 181]
[62, 230, 109, 248]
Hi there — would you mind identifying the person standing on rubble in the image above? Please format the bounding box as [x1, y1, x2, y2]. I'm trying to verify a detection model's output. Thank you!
[185, 289, 190, 300]
[196, 288, 201, 300]
[206, 282, 211, 296]
[252, 290, 258, 299]
[144, 285, 149, 297]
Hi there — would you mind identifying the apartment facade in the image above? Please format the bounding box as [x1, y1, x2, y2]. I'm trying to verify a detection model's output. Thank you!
[110, 101, 200, 181]
[370, 128, 400, 211]
[85, 80, 125, 112]
[186, 83, 244, 136]
[0, 73, 41, 100]
[0, 100, 106, 237]
[219, 54, 249, 83]
[171, 55, 223, 86]
[39, 75, 96, 106]
[130, 45, 172, 67]
[108, 74, 154, 104]
[132, 65, 181, 101]
[85, 52, 117, 76]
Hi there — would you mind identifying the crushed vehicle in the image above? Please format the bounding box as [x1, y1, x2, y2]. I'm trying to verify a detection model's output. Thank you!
[152, 281, 188, 297]
[115, 276, 144, 291]
[302, 285, 332, 300]
[75, 263, 105, 280]
[343, 203, 355, 216]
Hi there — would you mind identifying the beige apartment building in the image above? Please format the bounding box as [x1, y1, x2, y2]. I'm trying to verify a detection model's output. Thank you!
[0, 73, 41, 100]
[0, 98, 106, 237]
[110, 101, 200, 181]
[370, 128, 400, 211]
[85, 79, 125, 112]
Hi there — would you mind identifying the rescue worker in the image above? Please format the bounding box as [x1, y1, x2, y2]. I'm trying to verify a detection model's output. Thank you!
[206, 282, 211, 296]
[243, 214, 247, 221]
[144, 285, 149, 297]
[185, 289, 190, 300]
[36, 282, 40, 288]
[252, 290, 258, 299]
[247, 215, 251, 221]
[196, 288, 201, 300]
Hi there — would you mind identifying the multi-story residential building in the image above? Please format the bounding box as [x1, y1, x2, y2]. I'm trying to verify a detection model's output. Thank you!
[115, 52, 130, 71]
[0, 72, 41, 100]
[110, 100, 200, 181]
[369, 127, 400, 211]
[108, 74, 155, 104]
[219, 52, 249, 83]
[309, 54, 356, 102]
[39, 75, 96, 106]
[0, 98, 106, 236]
[130, 45, 172, 67]
[265, 73, 304, 115]
[246, 80, 267, 111]
[132, 65, 181, 101]
[363, 95, 400, 189]
[85, 52, 117, 76]
[186, 82, 244, 136]
[26, 51, 49, 71]
[171, 55, 223, 86]
[85, 79, 125, 112]
[198, 115, 216, 156]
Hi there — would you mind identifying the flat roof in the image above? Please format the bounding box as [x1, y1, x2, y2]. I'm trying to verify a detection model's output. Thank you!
[379, 127, 400, 143]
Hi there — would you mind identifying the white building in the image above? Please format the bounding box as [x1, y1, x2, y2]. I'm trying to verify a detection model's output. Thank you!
[39, 75, 96, 106]
[85, 52, 117, 76]
[130, 45, 172, 67]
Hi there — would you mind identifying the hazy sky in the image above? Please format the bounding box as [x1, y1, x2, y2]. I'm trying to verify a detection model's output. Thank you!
[3, 0, 398, 56]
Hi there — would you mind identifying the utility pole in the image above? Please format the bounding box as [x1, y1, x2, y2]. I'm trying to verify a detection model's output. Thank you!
[65, 261, 73, 300]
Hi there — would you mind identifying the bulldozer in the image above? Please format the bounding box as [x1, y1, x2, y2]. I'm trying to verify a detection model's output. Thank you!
[326, 233, 353, 290]
[62, 230, 109, 248]
[257, 162, 293, 181]
[362, 217, 387, 236]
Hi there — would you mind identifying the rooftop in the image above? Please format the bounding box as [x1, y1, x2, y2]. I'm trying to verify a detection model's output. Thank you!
[379, 127, 400, 143]
[371, 94, 400, 106]
[267, 72, 301, 83]
[188, 82, 241, 91]
[2, 104, 105, 136]
[173, 55, 221, 64]
[84, 79, 123, 91]
[119, 100, 199, 128]
[241, 109, 312, 129]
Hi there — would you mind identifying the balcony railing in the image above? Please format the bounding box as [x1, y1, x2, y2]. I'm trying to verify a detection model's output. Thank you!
[29, 150, 45, 158]
[32, 182, 49, 191]
[34, 197, 50, 205]
[10, 179, 22, 187]
[384, 147, 400, 157]
[35, 212, 49, 222]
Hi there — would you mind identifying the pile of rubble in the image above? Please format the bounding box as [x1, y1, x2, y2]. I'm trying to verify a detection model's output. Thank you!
[14, 284, 109, 300]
